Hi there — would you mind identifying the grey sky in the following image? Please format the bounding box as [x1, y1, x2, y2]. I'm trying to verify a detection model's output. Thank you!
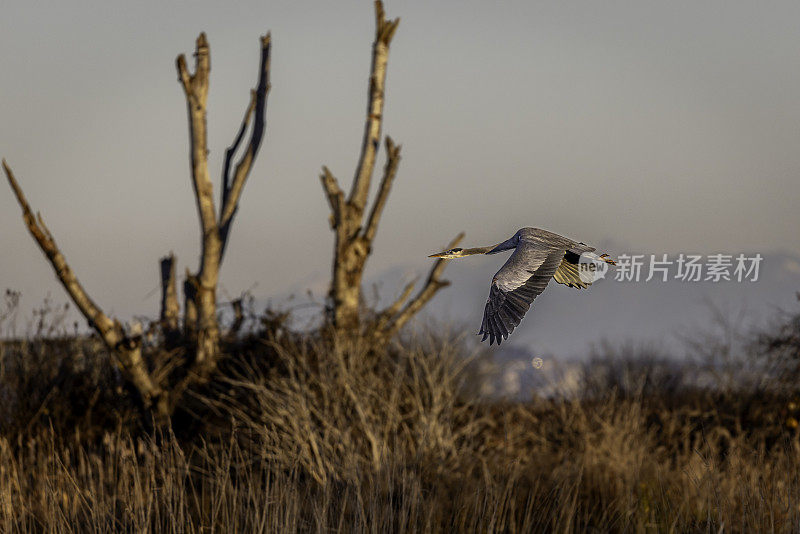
[2, 1, 799, 321]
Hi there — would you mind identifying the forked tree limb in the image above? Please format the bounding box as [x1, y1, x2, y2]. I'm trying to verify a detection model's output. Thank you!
[379, 232, 465, 339]
[374, 279, 415, 331]
[320, 2, 456, 337]
[348, 1, 399, 213]
[177, 32, 272, 282]
[176, 32, 272, 369]
[2, 160, 163, 408]
[319, 2, 403, 332]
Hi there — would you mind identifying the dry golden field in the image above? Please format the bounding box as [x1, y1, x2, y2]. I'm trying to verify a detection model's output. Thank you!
[1, 298, 799, 532]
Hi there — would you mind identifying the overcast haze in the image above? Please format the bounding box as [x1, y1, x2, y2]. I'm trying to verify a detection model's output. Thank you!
[2, 1, 799, 324]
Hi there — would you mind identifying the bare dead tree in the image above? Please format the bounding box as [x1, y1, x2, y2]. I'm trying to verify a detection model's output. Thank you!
[176, 31, 271, 380]
[320, 1, 461, 339]
[3, 32, 271, 423]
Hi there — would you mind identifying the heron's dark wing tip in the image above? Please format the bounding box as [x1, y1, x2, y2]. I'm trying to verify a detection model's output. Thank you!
[479, 247, 565, 346]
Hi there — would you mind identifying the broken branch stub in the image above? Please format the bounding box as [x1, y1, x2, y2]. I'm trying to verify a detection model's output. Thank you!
[160, 253, 180, 334]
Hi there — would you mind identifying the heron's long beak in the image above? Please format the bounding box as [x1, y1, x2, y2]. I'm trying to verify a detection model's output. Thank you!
[428, 251, 448, 258]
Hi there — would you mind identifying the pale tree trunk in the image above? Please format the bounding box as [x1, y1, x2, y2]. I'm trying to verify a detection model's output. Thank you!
[176, 32, 272, 379]
[176, 33, 220, 368]
[321, 1, 461, 339]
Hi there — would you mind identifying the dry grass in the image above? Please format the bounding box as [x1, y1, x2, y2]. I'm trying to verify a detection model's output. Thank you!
[2, 300, 800, 532]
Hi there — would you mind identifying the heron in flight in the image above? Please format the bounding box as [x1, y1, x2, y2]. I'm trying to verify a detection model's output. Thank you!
[429, 228, 615, 346]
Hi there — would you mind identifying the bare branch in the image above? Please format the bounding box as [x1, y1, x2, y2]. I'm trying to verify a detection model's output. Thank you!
[320, 166, 345, 230]
[2, 160, 162, 406]
[4, 160, 113, 338]
[381, 232, 464, 338]
[348, 0, 399, 213]
[176, 55, 192, 94]
[221, 91, 256, 216]
[374, 279, 415, 331]
[219, 33, 272, 260]
[363, 137, 401, 243]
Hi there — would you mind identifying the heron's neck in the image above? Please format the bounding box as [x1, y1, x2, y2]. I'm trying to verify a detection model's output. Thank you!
[461, 245, 497, 256]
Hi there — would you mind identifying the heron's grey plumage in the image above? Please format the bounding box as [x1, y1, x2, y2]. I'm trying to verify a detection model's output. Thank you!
[428, 227, 614, 345]
[478, 228, 602, 345]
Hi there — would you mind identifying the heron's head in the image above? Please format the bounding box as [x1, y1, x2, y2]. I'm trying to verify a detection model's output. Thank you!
[428, 247, 466, 259]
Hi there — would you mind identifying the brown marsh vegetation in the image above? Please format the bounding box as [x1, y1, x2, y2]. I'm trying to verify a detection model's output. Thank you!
[1, 295, 799, 532]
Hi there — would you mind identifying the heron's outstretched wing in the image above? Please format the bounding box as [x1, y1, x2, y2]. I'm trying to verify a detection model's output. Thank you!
[478, 242, 566, 345]
[553, 257, 590, 289]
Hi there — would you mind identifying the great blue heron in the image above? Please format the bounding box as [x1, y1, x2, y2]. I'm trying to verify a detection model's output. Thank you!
[429, 227, 615, 346]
